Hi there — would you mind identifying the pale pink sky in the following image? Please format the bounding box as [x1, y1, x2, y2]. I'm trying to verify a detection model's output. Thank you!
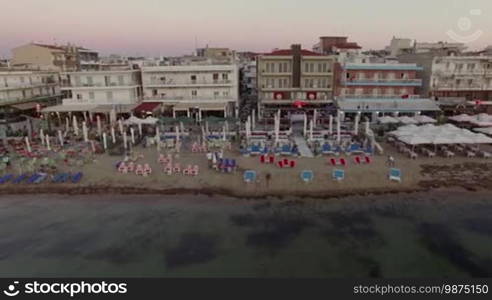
[1, 0, 490, 57]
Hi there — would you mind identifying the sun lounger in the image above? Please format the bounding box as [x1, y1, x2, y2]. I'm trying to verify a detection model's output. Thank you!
[27, 173, 42, 184]
[389, 168, 402, 183]
[0, 174, 14, 184]
[71, 172, 83, 184]
[481, 151, 491, 159]
[164, 164, 172, 175]
[13, 174, 28, 184]
[332, 169, 345, 181]
[243, 170, 257, 183]
[300, 170, 314, 183]
[135, 164, 144, 176]
[330, 158, 337, 166]
[289, 160, 296, 168]
[34, 173, 47, 184]
[354, 156, 362, 164]
[143, 163, 152, 175]
[173, 163, 181, 174]
[191, 165, 199, 176]
[466, 151, 476, 158]
[340, 158, 347, 167]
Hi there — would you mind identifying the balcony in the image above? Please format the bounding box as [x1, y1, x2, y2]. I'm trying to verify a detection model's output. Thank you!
[61, 82, 138, 89]
[434, 84, 489, 91]
[143, 95, 235, 103]
[144, 80, 233, 87]
[338, 94, 421, 100]
[0, 82, 58, 91]
[342, 79, 422, 87]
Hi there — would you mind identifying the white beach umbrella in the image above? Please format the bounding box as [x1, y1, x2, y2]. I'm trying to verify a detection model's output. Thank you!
[353, 113, 359, 135]
[222, 125, 227, 141]
[118, 119, 124, 135]
[336, 112, 341, 143]
[73, 116, 79, 136]
[399, 135, 431, 145]
[471, 133, 492, 144]
[90, 140, 96, 153]
[252, 109, 256, 131]
[175, 126, 180, 142]
[414, 115, 437, 124]
[313, 109, 317, 126]
[130, 127, 135, 144]
[449, 114, 472, 123]
[82, 121, 89, 143]
[377, 116, 399, 124]
[138, 122, 143, 136]
[398, 116, 418, 125]
[40, 129, 45, 146]
[103, 132, 108, 150]
[474, 127, 492, 136]
[309, 119, 314, 141]
[111, 127, 116, 143]
[303, 113, 307, 137]
[46, 134, 51, 151]
[96, 115, 102, 136]
[58, 130, 64, 146]
[110, 108, 117, 124]
[25, 136, 31, 153]
[123, 133, 128, 149]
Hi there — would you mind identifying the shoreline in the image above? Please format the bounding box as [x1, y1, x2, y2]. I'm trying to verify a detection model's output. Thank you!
[0, 183, 464, 200]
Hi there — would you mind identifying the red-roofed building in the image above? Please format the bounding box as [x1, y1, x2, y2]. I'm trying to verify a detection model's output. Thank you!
[313, 36, 362, 55]
[257, 44, 336, 118]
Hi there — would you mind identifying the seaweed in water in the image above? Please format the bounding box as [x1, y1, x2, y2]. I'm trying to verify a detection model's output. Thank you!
[165, 233, 219, 269]
[418, 223, 492, 277]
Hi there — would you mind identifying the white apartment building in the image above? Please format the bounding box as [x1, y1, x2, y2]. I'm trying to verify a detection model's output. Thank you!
[60, 70, 141, 106]
[240, 60, 257, 97]
[0, 71, 61, 108]
[141, 64, 239, 119]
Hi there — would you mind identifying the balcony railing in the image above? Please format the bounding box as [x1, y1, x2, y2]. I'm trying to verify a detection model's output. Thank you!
[145, 80, 232, 86]
[61, 82, 137, 88]
[143, 95, 232, 101]
[434, 84, 489, 91]
[339, 94, 421, 100]
[342, 79, 422, 85]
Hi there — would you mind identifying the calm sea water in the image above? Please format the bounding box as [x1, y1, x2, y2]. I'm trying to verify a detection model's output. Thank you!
[0, 191, 491, 278]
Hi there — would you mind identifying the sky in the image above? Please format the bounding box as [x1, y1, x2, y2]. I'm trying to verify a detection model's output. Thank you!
[1, 0, 491, 57]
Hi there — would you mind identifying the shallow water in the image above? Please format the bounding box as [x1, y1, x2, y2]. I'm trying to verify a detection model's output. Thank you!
[0, 190, 491, 278]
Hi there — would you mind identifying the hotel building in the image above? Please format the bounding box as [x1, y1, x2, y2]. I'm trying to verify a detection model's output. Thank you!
[256, 44, 336, 118]
[141, 64, 239, 119]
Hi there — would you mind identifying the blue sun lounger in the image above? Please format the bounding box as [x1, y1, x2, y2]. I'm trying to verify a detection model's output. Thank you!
[332, 169, 345, 181]
[12, 174, 28, 184]
[300, 170, 314, 183]
[33, 173, 47, 184]
[281, 145, 292, 155]
[27, 173, 42, 184]
[71, 172, 83, 184]
[322, 144, 334, 155]
[243, 170, 257, 183]
[389, 168, 402, 183]
[0, 174, 14, 184]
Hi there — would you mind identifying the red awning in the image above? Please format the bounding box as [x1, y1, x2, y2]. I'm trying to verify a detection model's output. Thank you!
[133, 102, 161, 114]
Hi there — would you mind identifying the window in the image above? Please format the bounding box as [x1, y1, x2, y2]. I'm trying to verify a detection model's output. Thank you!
[191, 75, 197, 82]
[76, 94, 82, 100]
[304, 63, 309, 72]
[214, 91, 220, 97]
[89, 92, 95, 100]
[318, 63, 322, 73]
[222, 73, 228, 80]
[106, 91, 113, 100]
[118, 75, 124, 85]
[322, 63, 327, 73]
[223, 91, 229, 97]
[266, 63, 270, 73]
[213, 73, 219, 81]
[191, 90, 198, 97]
[284, 62, 288, 73]
[279, 63, 283, 73]
[309, 63, 314, 73]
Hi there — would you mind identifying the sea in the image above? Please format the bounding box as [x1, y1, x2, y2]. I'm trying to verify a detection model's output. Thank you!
[0, 190, 491, 278]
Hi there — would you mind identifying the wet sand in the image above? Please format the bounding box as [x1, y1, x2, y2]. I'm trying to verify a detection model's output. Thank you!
[0, 189, 491, 278]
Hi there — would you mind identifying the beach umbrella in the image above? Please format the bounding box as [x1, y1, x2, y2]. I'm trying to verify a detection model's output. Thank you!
[155, 126, 160, 148]
[25, 136, 31, 153]
[65, 117, 70, 133]
[110, 108, 117, 124]
[111, 127, 116, 144]
[474, 127, 492, 136]
[73, 116, 79, 136]
[96, 115, 102, 136]
[245, 119, 251, 140]
[398, 116, 418, 125]
[82, 122, 89, 143]
[414, 115, 437, 124]
[83, 111, 88, 122]
[313, 109, 318, 126]
[175, 126, 180, 142]
[378, 116, 399, 124]
[449, 114, 472, 123]
[130, 127, 135, 144]
[103, 132, 108, 150]
[58, 130, 64, 146]
[40, 129, 45, 146]
[303, 113, 307, 136]
[118, 119, 124, 135]
[274, 113, 280, 145]
[365, 120, 370, 135]
[123, 133, 128, 149]
[309, 119, 314, 141]
[336, 112, 341, 143]
[90, 140, 96, 153]
[46, 134, 51, 151]
[222, 125, 227, 141]
[138, 122, 143, 136]
[399, 135, 431, 145]
[180, 121, 184, 134]
[471, 133, 492, 144]
[353, 113, 360, 135]
[205, 121, 209, 135]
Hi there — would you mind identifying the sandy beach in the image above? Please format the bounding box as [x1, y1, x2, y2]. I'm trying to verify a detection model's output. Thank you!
[1, 141, 491, 198]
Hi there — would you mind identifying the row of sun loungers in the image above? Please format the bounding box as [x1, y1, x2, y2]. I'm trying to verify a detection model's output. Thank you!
[0, 172, 83, 184]
[322, 144, 373, 156]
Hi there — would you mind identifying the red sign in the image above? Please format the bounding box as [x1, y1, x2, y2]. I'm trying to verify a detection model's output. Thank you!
[293, 100, 307, 108]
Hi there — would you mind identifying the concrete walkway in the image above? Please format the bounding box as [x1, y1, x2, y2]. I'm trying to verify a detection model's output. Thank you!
[292, 135, 314, 158]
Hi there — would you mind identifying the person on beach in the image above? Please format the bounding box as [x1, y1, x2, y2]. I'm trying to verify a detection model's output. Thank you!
[265, 172, 271, 188]
[387, 155, 395, 167]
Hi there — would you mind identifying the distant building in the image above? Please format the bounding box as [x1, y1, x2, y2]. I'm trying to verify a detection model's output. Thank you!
[141, 64, 239, 119]
[386, 38, 467, 57]
[11, 43, 100, 71]
[313, 36, 362, 55]
[0, 70, 61, 110]
[257, 44, 336, 118]
[398, 53, 492, 102]
[196, 47, 236, 64]
[335, 56, 440, 120]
